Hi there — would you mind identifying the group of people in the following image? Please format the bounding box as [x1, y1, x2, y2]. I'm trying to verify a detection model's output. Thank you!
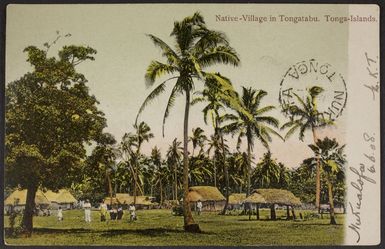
[56, 199, 137, 222]
[100, 202, 137, 222]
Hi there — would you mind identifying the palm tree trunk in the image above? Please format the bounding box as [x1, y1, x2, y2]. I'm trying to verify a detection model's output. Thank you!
[246, 140, 252, 197]
[160, 177, 163, 205]
[22, 185, 37, 236]
[133, 159, 137, 205]
[327, 179, 337, 225]
[213, 156, 217, 187]
[219, 125, 230, 215]
[174, 163, 178, 201]
[182, 90, 200, 233]
[312, 127, 321, 213]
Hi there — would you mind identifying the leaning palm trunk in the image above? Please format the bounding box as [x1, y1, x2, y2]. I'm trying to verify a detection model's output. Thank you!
[327, 178, 337, 225]
[218, 125, 230, 215]
[182, 91, 200, 232]
[174, 163, 178, 201]
[312, 127, 321, 213]
[246, 141, 252, 197]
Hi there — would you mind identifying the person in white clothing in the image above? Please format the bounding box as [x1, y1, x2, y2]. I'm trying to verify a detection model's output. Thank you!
[129, 203, 136, 221]
[84, 200, 92, 222]
[57, 207, 63, 221]
[197, 200, 203, 215]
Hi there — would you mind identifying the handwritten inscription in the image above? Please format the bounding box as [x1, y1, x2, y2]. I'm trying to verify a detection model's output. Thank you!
[348, 132, 376, 243]
[363, 52, 379, 100]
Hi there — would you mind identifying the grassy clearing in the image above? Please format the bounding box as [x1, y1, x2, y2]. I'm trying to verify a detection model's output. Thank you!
[4, 209, 344, 246]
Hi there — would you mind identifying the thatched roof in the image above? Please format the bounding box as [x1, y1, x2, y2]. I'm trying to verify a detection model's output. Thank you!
[245, 189, 301, 206]
[104, 194, 154, 205]
[44, 189, 77, 204]
[244, 192, 267, 204]
[103, 197, 120, 205]
[187, 186, 225, 202]
[4, 189, 50, 206]
[228, 193, 247, 205]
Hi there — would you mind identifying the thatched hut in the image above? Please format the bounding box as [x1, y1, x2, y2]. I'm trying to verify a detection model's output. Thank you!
[245, 189, 301, 220]
[44, 189, 77, 210]
[4, 189, 50, 213]
[187, 186, 225, 211]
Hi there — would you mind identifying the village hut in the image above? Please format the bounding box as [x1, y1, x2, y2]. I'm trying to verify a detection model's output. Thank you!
[44, 189, 77, 210]
[245, 189, 301, 220]
[187, 186, 225, 211]
[4, 189, 50, 214]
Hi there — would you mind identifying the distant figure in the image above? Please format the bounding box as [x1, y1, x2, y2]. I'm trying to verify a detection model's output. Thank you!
[117, 205, 123, 220]
[129, 203, 136, 221]
[57, 207, 63, 221]
[84, 199, 92, 222]
[197, 200, 203, 215]
[100, 202, 107, 222]
[110, 207, 118, 220]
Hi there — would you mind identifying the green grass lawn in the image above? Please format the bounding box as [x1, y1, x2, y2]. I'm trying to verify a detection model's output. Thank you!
[4, 209, 345, 246]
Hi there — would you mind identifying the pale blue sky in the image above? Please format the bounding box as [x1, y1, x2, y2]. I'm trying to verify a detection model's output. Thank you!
[6, 4, 349, 168]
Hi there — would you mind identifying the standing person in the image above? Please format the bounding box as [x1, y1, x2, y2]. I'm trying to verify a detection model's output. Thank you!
[100, 202, 107, 222]
[129, 203, 136, 222]
[57, 207, 63, 221]
[197, 200, 203, 215]
[84, 199, 92, 222]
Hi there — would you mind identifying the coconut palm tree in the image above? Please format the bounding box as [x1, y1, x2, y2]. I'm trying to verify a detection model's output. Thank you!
[133, 122, 154, 204]
[166, 138, 183, 201]
[222, 87, 281, 196]
[136, 12, 240, 232]
[281, 86, 333, 212]
[193, 84, 235, 213]
[308, 137, 346, 224]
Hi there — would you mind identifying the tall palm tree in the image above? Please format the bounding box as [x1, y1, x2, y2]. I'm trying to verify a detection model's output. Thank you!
[308, 137, 346, 224]
[281, 86, 333, 212]
[193, 84, 233, 213]
[166, 138, 183, 201]
[136, 12, 240, 232]
[223, 87, 281, 196]
[133, 122, 154, 204]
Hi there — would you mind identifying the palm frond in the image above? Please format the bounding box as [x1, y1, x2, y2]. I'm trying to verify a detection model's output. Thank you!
[283, 123, 300, 141]
[146, 34, 179, 65]
[162, 83, 180, 137]
[198, 46, 240, 68]
[145, 61, 178, 87]
[136, 80, 169, 124]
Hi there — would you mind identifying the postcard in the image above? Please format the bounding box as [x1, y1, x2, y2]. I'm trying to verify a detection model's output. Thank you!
[3, 3, 381, 247]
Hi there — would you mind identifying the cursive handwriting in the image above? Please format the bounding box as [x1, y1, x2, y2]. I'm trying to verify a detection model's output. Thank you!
[363, 52, 379, 100]
[348, 132, 376, 243]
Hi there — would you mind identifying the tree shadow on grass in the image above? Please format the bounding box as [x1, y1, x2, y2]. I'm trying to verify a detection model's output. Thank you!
[100, 228, 216, 237]
[32, 228, 98, 234]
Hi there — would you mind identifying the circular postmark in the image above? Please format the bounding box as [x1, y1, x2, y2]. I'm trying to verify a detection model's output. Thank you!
[279, 59, 347, 122]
